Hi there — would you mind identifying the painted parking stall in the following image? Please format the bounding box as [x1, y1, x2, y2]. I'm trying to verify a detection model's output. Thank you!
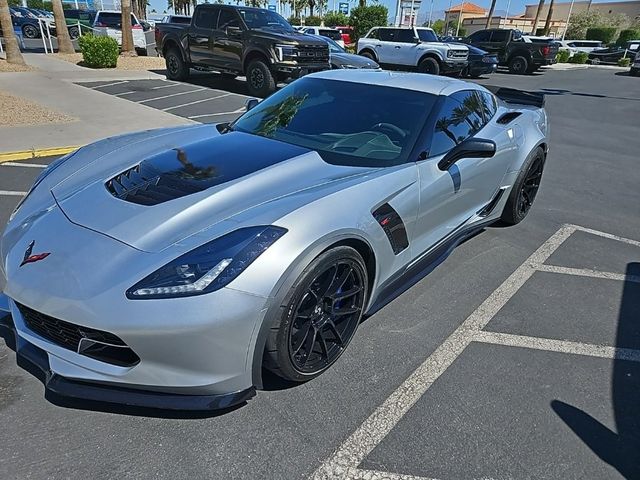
[0, 157, 53, 227]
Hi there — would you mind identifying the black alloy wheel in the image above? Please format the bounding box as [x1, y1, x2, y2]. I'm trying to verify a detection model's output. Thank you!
[288, 260, 365, 373]
[68, 26, 80, 39]
[22, 24, 39, 39]
[246, 60, 275, 97]
[516, 150, 544, 217]
[508, 55, 529, 74]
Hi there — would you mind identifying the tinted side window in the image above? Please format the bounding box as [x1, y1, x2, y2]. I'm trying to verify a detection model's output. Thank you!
[469, 30, 491, 42]
[430, 97, 482, 157]
[450, 90, 485, 128]
[195, 7, 218, 28]
[480, 92, 497, 121]
[217, 9, 239, 30]
[378, 29, 395, 41]
[396, 29, 415, 43]
[367, 28, 379, 40]
[490, 30, 508, 42]
[66, 11, 79, 19]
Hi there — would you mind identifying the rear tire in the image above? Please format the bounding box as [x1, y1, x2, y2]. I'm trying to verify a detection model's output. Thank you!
[500, 146, 546, 225]
[68, 26, 80, 40]
[508, 55, 529, 74]
[264, 246, 368, 382]
[165, 48, 189, 81]
[22, 24, 39, 39]
[246, 59, 276, 97]
[418, 56, 440, 75]
[360, 50, 376, 62]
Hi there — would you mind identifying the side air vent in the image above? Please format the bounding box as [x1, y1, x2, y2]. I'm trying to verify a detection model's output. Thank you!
[373, 204, 409, 255]
[478, 187, 506, 217]
[497, 112, 522, 125]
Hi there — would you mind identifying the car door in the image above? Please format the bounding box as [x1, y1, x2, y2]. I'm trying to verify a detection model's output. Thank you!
[467, 29, 492, 52]
[412, 90, 513, 253]
[375, 28, 397, 65]
[213, 8, 244, 71]
[393, 28, 419, 66]
[189, 6, 219, 65]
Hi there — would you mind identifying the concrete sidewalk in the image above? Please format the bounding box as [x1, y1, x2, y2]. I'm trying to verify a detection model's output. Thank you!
[0, 53, 194, 154]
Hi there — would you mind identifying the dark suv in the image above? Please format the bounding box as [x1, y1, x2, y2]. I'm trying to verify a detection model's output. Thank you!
[156, 5, 330, 96]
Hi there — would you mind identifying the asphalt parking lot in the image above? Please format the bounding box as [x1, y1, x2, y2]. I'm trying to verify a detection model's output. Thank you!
[1, 67, 639, 480]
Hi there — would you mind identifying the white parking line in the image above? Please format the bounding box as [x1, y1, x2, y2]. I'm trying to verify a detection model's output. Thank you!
[537, 264, 640, 284]
[473, 331, 640, 363]
[138, 87, 208, 103]
[116, 83, 183, 96]
[1, 162, 46, 168]
[162, 93, 232, 111]
[311, 225, 577, 479]
[0, 190, 27, 196]
[342, 468, 436, 480]
[188, 107, 245, 119]
[93, 80, 129, 89]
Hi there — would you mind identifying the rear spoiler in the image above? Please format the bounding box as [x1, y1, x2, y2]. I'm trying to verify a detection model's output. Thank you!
[486, 86, 545, 108]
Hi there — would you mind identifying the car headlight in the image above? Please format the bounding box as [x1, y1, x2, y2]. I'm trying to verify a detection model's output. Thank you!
[126, 226, 287, 299]
[10, 149, 79, 221]
[275, 44, 298, 61]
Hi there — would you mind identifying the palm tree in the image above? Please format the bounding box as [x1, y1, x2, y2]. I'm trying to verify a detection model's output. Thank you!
[51, 0, 74, 54]
[531, 0, 545, 34]
[435, 118, 459, 145]
[121, 0, 137, 56]
[542, 0, 555, 35]
[484, 0, 497, 29]
[0, 0, 26, 65]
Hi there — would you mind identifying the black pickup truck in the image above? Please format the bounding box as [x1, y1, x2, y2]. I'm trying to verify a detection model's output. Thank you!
[156, 5, 330, 96]
[464, 29, 557, 74]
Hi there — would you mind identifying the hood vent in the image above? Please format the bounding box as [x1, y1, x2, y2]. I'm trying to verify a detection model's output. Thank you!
[496, 112, 522, 125]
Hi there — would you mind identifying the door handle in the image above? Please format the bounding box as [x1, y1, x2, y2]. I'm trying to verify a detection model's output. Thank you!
[394, 46, 401, 49]
[375, 44, 382, 47]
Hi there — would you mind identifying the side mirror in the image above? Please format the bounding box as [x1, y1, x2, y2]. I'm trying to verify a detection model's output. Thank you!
[414, 37, 421, 44]
[437, 138, 496, 171]
[245, 98, 259, 111]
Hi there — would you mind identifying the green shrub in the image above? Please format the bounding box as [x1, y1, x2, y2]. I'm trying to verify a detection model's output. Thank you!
[288, 16, 301, 26]
[618, 57, 631, 67]
[304, 15, 322, 26]
[569, 51, 589, 64]
[349, 4, 388, 42]
[323, 11, 349, 27]
[78, 34, 119, 68]
[556, 50, 571, 63]
[617, 29, 640, 46]
[586, 27, 617, 44]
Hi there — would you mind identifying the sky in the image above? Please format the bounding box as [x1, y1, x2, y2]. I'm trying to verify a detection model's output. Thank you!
[146, 0, 633, 25]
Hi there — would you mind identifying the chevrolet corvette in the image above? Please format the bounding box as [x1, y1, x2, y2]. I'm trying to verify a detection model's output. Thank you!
[0, 70, 548, 410]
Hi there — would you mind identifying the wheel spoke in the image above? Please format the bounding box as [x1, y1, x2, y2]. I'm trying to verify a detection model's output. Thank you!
[330, 285, 362, 303]
[326, 319, 344, 346]
[292, 323, 313, 356]
[301, 329, 317, 367]
[317, 330, 329, 361]
[327, 265, 353, 294]
[332, 305, 361, 317]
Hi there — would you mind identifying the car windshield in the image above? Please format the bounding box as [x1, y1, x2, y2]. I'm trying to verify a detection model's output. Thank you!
[238, 8, 293, 33]
[232, 77, 436, 167]
[417, 29, 438, 42]
[322, 37, 345, 53]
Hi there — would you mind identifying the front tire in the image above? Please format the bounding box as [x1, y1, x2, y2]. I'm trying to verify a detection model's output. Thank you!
[22, 24, 39, 39]
[68, 26, 80, 40]
[360, 50, 376, 62]
[500, 146, 546, 225]
[264, 246, 368, 382]
[418, 56, 440, 75]
[508, 55, 529, 74]
[246, 59, 276, 97]
[165, 48, 189, 81]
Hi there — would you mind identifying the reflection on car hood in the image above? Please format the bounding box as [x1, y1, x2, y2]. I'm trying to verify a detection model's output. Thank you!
[331, 52, 379, 68]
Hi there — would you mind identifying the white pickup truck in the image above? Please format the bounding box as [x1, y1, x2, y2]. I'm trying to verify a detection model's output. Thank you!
[357, 26, 468, 75]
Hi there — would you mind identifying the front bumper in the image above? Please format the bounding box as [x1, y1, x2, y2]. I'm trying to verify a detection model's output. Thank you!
[0, 312, 255, 411]
[272, 60, 330, 78]
[441, 60, 468, 73]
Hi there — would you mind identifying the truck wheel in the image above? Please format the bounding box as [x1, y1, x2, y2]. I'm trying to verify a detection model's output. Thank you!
[246, 60, 276, 97]
[508, 56, 529, 74]
[165, 48, 189, 81]
[418, 57, 440, 75]
[360, 50, 376, 61]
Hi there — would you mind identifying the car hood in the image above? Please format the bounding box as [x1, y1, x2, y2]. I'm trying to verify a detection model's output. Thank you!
[50, 126, 372, 253]
[331, 52, 379, 68]
[250, 28, 327, 46]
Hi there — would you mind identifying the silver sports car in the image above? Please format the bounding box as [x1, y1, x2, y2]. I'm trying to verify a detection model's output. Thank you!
[0, 70, 548, 410]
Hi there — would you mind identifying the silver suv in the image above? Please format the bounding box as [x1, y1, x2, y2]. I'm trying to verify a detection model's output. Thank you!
[357, 27, 468, 75]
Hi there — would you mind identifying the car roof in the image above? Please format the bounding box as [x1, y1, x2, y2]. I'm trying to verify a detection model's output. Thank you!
[308, 70, 489, 96]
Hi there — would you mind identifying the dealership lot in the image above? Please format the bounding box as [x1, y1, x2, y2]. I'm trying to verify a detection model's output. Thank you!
[1, 67, 639, 480]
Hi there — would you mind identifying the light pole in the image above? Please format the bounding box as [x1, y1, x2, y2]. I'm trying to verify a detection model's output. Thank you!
[455, 2, 463, 36]
[502, 0, 511, 28]
[445, 0, 453, 35]
[428, 0, 434, 26]
[562, 0, 575, 40]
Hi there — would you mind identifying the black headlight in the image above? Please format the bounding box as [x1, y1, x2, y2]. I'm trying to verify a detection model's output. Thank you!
[126, 226, 286, 300]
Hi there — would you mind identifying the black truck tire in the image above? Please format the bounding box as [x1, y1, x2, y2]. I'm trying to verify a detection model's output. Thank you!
[165, 48, 190, 81]
[418, 57, 440, 75]
[508, 55, 529, 74]
[246, 59, 276, 97]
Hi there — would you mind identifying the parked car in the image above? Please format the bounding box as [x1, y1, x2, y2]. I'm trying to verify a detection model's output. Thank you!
[588, 41, 640, 65]
[631, 51, 640, 76]
[9, 7, 43, 39]
[464, 28, 557, 74]
[563, 40, 604, 54]
[156, 5, 330, 96]
[554, 40, 577, 57]
[93, 10, 147, 54]
[334, 26, 354, 45]
[0, 70, 548, 411]
[459, 44, 498, 78]
[310, 35, 379, 69]
[56, 9, 96, 39]
[160, 14, 191, 25]
[357, 26, 468, 75]
[302, 26, 344, 48]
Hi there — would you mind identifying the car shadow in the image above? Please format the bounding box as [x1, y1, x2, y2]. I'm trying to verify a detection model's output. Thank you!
[535, 87, 640, 102]
[551, 262, 640, 479]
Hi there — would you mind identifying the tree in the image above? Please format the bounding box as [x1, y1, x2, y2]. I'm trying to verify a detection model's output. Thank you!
[349, 4, 388, 41]
[542, 0, 554, 35]
[531, 0, 544, 34]
[485, 0, 497, 29]
[0, 0, 26, 65]
[121, 0, 137, 56]
[565, 10, 630, 40]
[430, 19, 445, 35]
[51, 0, 74, 54]
[324, 11, 349, 27]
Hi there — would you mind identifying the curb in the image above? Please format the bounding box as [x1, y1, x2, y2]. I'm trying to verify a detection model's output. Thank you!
[0, 146, 81, 163]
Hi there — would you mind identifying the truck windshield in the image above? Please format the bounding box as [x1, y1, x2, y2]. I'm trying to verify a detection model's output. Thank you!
[232, 77, 437, 167]
[417, 29, 438, 42]
[238, 8, 294, 33]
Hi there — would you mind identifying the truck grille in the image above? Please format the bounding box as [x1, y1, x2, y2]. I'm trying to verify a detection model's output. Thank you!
[17, 303, 140, 367]
[449, 49, 468, 60]
[297, 44, 329, 64]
